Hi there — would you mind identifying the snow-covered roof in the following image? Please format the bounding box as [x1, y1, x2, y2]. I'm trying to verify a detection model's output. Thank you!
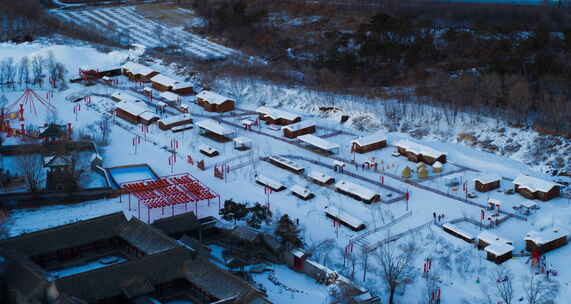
[241, 119, 254, 126]
[150, 74, 178, 87]
[335, 180, 378, 201]
[159, 91, 179, 102]
[325, 206, 365, 229]
[255, 175, 284, 190]
[524, 228, 568, 245]
[474, 175, 501, 184]
[116, 101, 148, 116]
[395, 140, 446, 158]
[111, 92, 139, 103]
[196, 119, 233, 137]
[521, 201, 537, 209]
[309, 170, 333, 183]
[140, 112, 158, 122]
[478, 231, 512, 246]
[196, 90, 234, 105]
[442, 223, 474, 241]
[199, 144, 217, 154]
[172, 82, 193, 90]
[351, 131, 387, 146]
[298, 134, 340, 152]
[433, 161, 443, 168]
[282, 120, 315, 132]
[488, 198, 501, 206]
[122, 62, 156, 76]
[291, 185, 312, 198]
[256, 106, 300, 121]
[143, 87, 153, 93]
[159, 114, 192, 126]
[290, 249, 305, 258]
[81, 64, 121, 72]
[233, 136, 252, 145]
[513, 174, 561, 193]
[333, 160, 347, 167]
[268, 155, 304, 171]
[485, 243, 514, 256]
[44, 155, 72, 167]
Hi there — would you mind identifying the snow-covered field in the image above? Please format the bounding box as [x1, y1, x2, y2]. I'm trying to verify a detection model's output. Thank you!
[51, 5, 238, 60]
[2, 41, 571, 303]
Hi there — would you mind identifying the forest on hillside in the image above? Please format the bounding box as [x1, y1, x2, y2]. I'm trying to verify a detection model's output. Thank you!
[186, 0, 571, 136]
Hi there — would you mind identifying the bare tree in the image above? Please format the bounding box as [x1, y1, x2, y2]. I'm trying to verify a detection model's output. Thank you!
[374, 238, 420, 304]
[523, 272, 559, 304]
[68, 151, 90, 191]
[16, 152, 44, 192]
[18, 56, 30, 86]
[492, 267, 514, 304]
[1, 58, 16, 88]
[305, 238, 335, 266]
[31, 55, 43, 87]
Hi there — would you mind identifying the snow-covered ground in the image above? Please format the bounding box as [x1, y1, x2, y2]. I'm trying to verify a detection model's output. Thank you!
[2, 41, 571, 303]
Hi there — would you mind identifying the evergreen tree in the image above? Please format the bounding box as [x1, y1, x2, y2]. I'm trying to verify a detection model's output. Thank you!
[275, 214, 302, 248]
[219, 199, 249, 224]
[246, 203, 272, 229]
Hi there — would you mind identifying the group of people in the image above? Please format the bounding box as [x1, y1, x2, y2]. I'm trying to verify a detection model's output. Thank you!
[433, 212, 446, 223]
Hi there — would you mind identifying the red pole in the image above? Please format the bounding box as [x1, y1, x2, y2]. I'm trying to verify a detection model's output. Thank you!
[138, 199, 140, 219]
[218, 196, 221, 211]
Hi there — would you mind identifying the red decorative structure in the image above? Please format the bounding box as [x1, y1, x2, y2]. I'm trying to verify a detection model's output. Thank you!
[79, 68, 100, 81]
[7, 88, 56, 119]
[120, 173, 220, 223]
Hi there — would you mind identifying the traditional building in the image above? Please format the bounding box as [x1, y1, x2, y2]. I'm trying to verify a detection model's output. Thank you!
[474, 175, 501, 192]
[282, 121, 316, 139]
[233, 136, 252, 151]
[256, 106, 301, 125]
[196, 119, 234, 142]
[158, 114, 193, 131]
[171, 82, 194, 96]
[484, 243, 514, 264]
[442, 223, 474, 243]
[324, 206, 365, 231]
[0, 213, 270, 304]
[335, 180, 380, 203]
[268, 155, 305, 174]
[395, 140, 447, 165]
[39, 123, 68, 144]
[43, 154, 73, 191]
[115, 101, 159, 125]
[351, 131, 387, 153]
[297, 134, 340, 155]
[196, 90, 235, 113]
[308, 170, 335, 186]
[122, 62, 159, 81]
[513, 174, 561, 201]
[150, 74, 178, 92]
[291, 185, 314, 200]
[524, 228, 568, 253]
